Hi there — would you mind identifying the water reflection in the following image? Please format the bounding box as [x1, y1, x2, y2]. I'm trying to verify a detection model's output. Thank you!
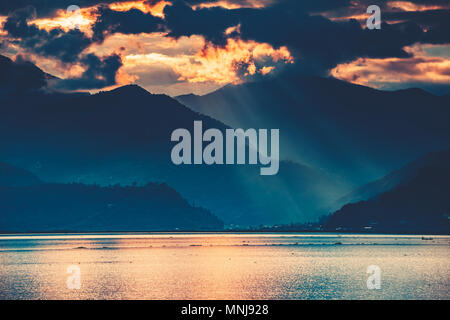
[0, 233, 448, 300]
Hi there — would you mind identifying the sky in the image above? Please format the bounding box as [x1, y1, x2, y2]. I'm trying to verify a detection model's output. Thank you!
[0, 0, 449, 96]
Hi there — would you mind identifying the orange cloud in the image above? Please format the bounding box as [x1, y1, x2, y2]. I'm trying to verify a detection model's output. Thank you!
[0, 16, 7, 35]
[260, 66, 275, 75]
[185, 38, 293, 83]
[115, 67, 140, 85]
[324, 1, 450, 23]
[330, 45, 450, 88]
[31, 1, 169, 33]
[109, 1, 170, 18]
[387, 1, 449, 12]
[1, 1, 289, 95]
[30, 7, 97, 33]
[124, 37, 293, 85]
[225, 24, 241, 35]
[33, 7, 98, 33]
[193, 0, 273, 10]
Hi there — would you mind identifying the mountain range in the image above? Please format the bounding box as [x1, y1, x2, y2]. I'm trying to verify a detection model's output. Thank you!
[1, 54, 450, 232]
[332, 149, 450, 209]
[0, 55, 350, 226]
[325, 149, 450, 234]
[177, 76, 450, 186]
[0, 161, 223, 232]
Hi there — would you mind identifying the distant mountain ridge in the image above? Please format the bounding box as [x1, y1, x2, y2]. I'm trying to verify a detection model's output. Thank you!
[0, 162, 223, 232]
[0, 55, 351, 226]
[325, 149, 450, 234]
[331, 149, 450, 210]
[3, 54, 450, 231]
[0, 161, 42, 187]
[176, 76, 450, 186]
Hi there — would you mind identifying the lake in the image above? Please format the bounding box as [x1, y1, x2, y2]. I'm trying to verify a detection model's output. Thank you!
[0, 233, 448, 300]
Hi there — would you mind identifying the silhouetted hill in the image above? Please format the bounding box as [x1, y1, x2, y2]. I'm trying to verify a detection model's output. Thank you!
[0, 181, 223, 232]
[325, 149, 450, 234]
[0, 55, 55, 94]
[0, 161, 223, 231]
[0, 162, 42, 187]
[176, 76, 450, 186]
[332, 149, 450, 210]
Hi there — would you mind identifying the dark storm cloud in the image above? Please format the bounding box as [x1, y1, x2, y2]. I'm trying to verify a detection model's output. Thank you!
[264, 0, 352, 12]
[92, 6, 165, 42]
[0, 1, 118, 17]
[163, 1, 354, 46]
[338, 0, 450, 9]
[3, 6, 93, 63]
[2, 4, 165, 62]
[382, 9, 450, 44]
[2, 6, 123, 89]
[0, 0, 448, 17]
[163, 0, 432, 75]
[384, 9, 450, 27]
[1, 0, 449, 88]
[163, 1, 238, 45]
[424, 19, 450, 44]
[183, 0, 352, 12]
[53, 53, 123, 90]
[0, 0, 357, 19]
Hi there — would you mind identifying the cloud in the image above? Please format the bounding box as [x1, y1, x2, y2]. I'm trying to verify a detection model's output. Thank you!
[331, 44, 450, 95]
[1, 5, 128, 90]
[163, 1, 238, 45]
[3, 6, 93, 63]
[52, 53, 123, 90]
[92, 6, 165, 42]
[185, 0, 351, 12]
[379, 7, 450, 45]
[0, 0, 363, 21]
[162, 1, 431, 75]
[1, 0, 449, 93]
[0, 1, 118, 17]
[123, 38, 293, 84]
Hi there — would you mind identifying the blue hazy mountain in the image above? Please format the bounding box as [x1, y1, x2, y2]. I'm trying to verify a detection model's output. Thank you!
[176, 77, 450, 186]
[0, 161, 42, 187]
[325, 149, 450, 234]
[0, 162, 223, 232]
[0, 55, 350, 226]
[332, 149, 450, 210]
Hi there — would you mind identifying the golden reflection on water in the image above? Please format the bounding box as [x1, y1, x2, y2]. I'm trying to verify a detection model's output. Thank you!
[0, 234, 448, 300]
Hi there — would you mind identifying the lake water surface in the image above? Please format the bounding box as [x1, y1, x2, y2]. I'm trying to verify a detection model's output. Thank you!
[0, 233, 448, 300]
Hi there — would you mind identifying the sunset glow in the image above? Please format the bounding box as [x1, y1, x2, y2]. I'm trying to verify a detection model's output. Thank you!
[387, 1, 449, 12]
[325, 0, 450, 24]
[0, 0, 448, 95]
[0, 16, 6, 36]
[109, 1, 170, 17]
[193, 0, 273, 10]
[1, 1, 450, 304]
[331, 45, 450, 89]
[124, 38, 293, 85]
[33, 8, 98, 32]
